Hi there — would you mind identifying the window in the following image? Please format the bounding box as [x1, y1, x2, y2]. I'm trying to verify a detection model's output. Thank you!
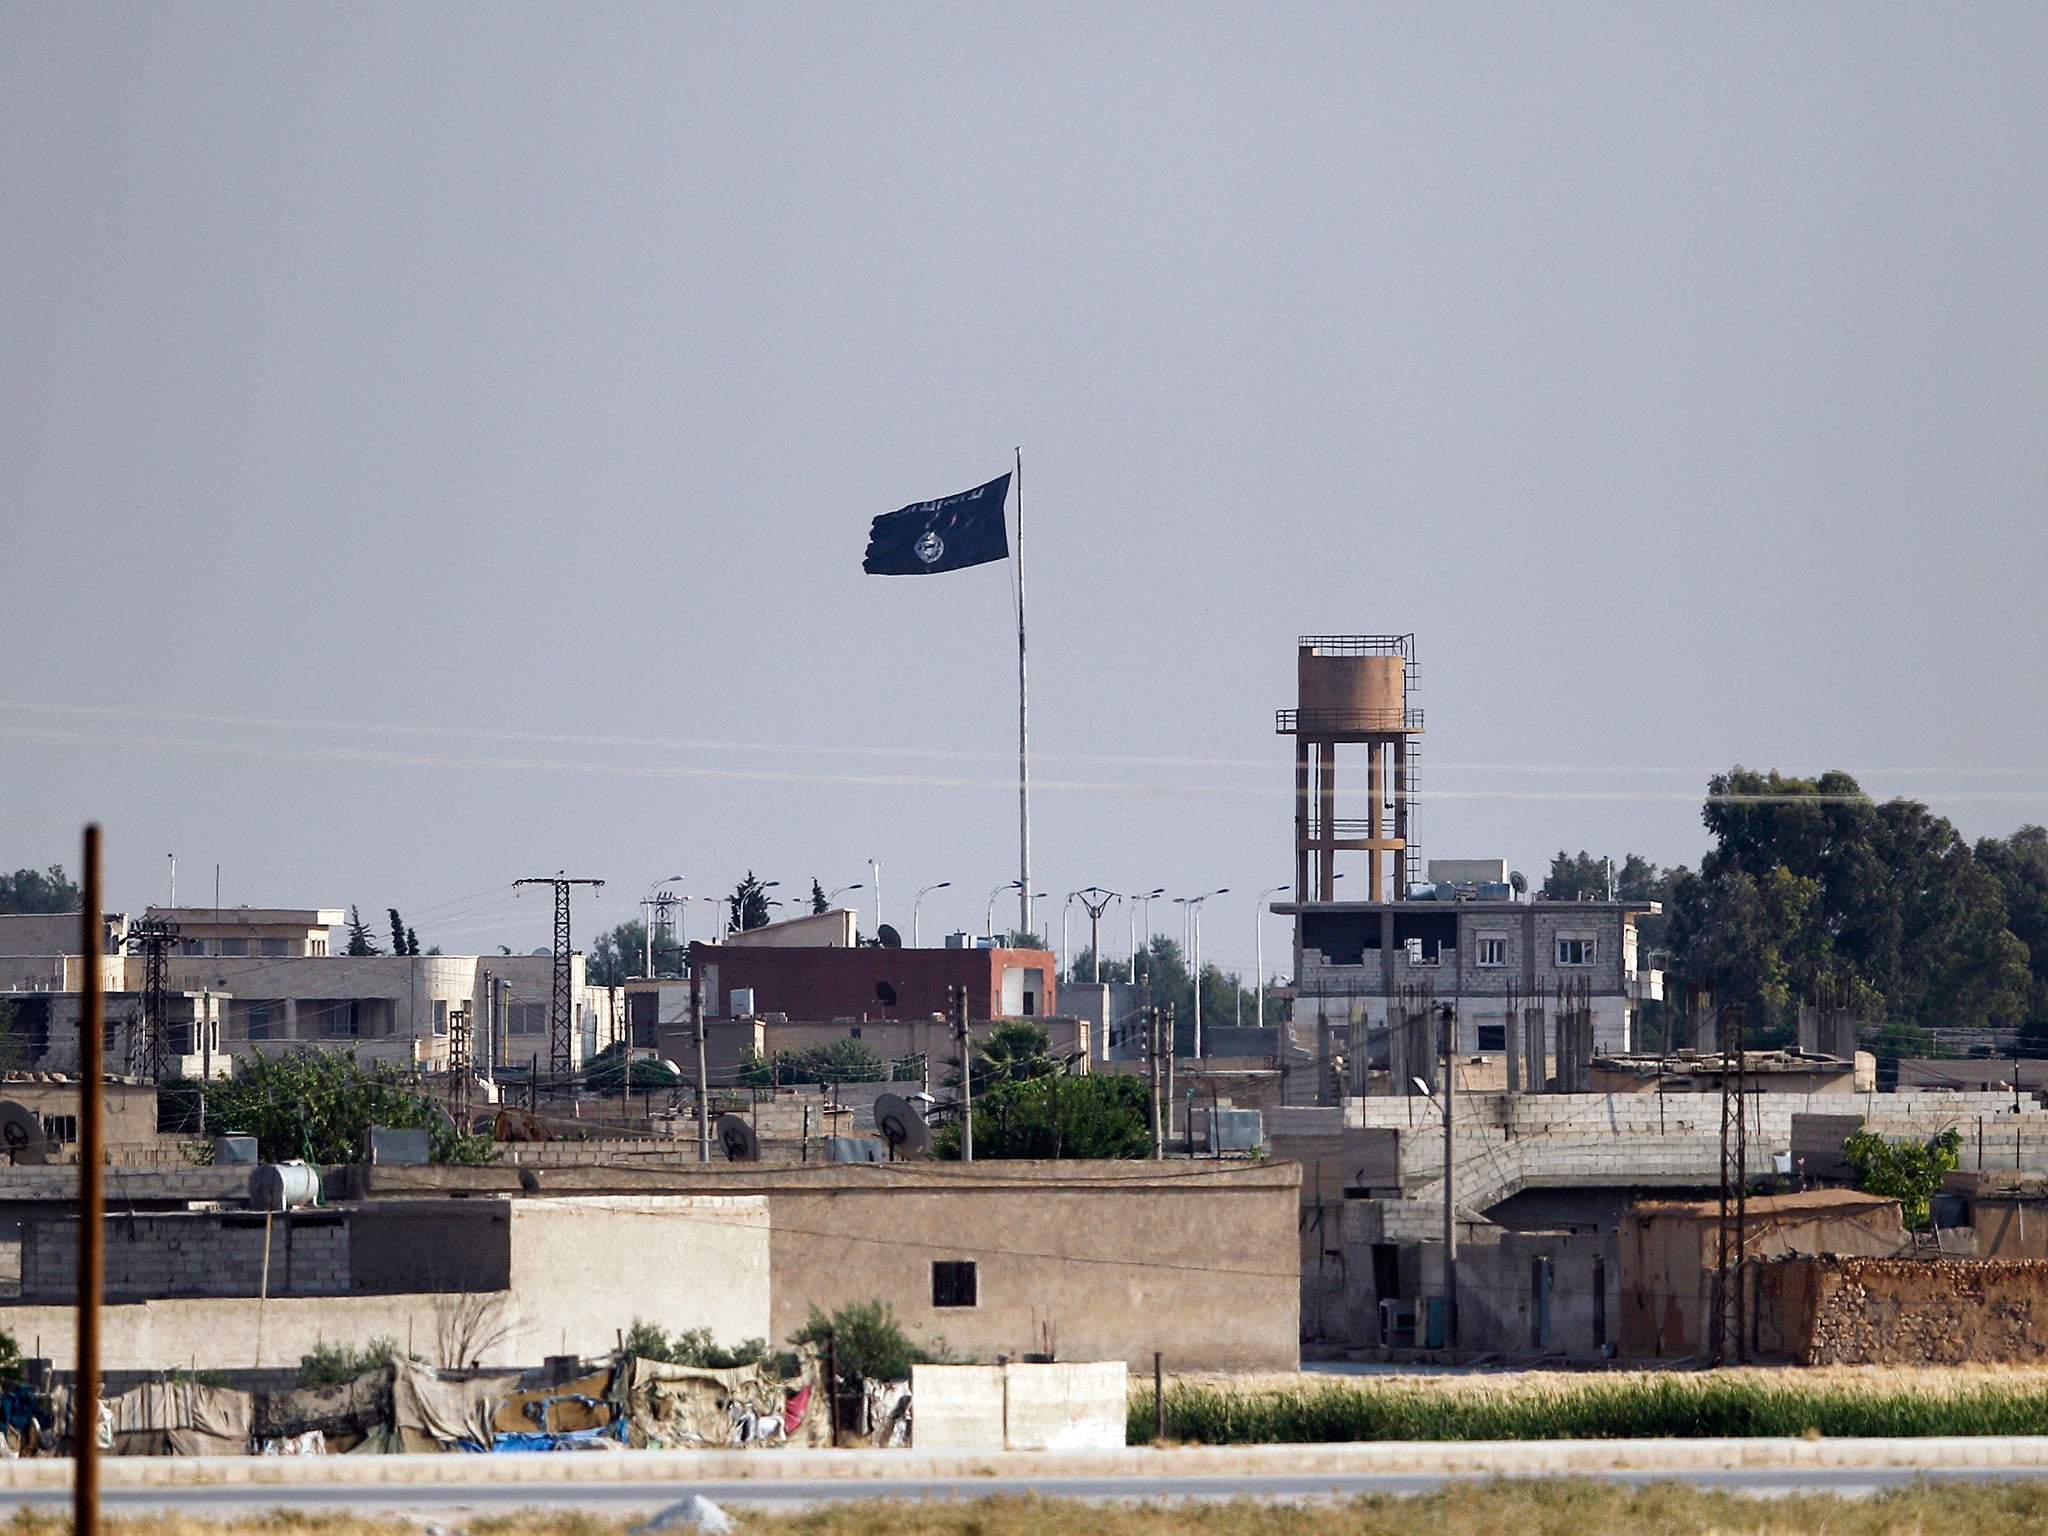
[1556, 936, 1597, 966]
[1476, 936, 1508, 968]
[42, 1115, 76, 1145]
[259, 938, 290, 957]
[218, 938, 249, 956]
[932, 1260, 978, 1308]
[1404, 937, 1442, 966]
[509, 1001, 550, 1036]
[1476, 1022, 1506, 1052]
[433, 1000, 449, 1037]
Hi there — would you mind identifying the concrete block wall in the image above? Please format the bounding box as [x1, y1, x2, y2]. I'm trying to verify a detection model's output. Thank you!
[22, 1213, 350, 1302]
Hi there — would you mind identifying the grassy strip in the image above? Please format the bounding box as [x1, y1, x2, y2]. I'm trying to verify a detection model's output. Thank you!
[1130, 1376, 2048, 1443]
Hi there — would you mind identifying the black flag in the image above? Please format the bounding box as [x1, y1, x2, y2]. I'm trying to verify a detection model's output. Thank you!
[863, 473, 1011, 575]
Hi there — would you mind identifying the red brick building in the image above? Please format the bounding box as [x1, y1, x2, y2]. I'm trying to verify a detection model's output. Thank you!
[687, 941, 1056, 1022]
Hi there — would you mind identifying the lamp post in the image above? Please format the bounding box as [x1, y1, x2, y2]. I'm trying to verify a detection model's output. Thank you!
[825, 883, 864, 907]
[987, 880, 1023, 939]
[1132, 888, 1166, 984]
[868, 859, 884, 938]
[1175, 889, 1229, 1058]
[912, 882, 951, 947]
[1255, 883, 1289, 1032]
[1060, 894, 1075, 984]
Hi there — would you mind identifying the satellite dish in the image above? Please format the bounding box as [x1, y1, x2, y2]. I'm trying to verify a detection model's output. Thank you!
[877, 924, 903, 950]
[1509, 871, 1528, 895]
[717, 1113, 758, 1162]
[873, 1093, 931, 1158]
[0, 1102, 55, 1165]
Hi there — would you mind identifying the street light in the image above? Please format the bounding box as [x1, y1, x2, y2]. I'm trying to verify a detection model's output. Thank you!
[1131, 888, 1167, 983]
[824, 883, 864, 906]
[987, 880, 1023, 939]
[912, 881, 952, 948]
[1174, 888, 1229, 1058]
[641, 875, 684, 977]
[1255, 884, 1289, 1033]
[868, 858, 884, 939]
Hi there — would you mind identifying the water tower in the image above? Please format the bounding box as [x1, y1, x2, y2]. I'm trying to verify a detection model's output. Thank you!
[1277, 636, 1422, 902]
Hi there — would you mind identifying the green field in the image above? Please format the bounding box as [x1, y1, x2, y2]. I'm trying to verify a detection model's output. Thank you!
[1133, 1374, 2048, 1443]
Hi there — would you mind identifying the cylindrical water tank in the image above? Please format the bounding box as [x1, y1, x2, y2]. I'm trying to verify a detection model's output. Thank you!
[1298, 651, 1404, 724]
[248, 1161, 321, 1211]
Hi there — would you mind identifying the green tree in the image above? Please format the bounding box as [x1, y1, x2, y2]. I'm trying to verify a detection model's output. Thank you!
[1976, 826, 2048, 1023]
[585, 1040, 682, 1096]
[1668, 768, 2032, 1042]
[587, 920, 682, 984]
[1842, 1127, 1961, 1229]
[729, 872, 775, 933]
[789, 1300, 951, 1386]
[344, 906, 380, 956]
[963, 1021, 1075, 1088]
[936, 1073, 1152, 1160]
[184, 1049, 492, 1164]
[810, 878, 830, 915]
[387, 909, 420, 957]
[0, 866, 79, 914]
[737, 1038, 892, 1086]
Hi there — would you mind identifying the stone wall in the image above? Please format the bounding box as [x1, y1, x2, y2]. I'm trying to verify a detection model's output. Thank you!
[1762, 1256, 2048, 1365]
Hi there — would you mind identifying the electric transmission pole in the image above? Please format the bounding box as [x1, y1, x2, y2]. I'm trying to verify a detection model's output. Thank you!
[514, 874, 605, 1086]
[125, 917, 179, 1080]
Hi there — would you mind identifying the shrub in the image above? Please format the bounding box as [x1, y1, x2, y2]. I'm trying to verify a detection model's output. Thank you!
[167, 1050, 495, 1165]
[788, 1300, 955, 1386]
[1844, 1126, 1961, 1227]
[622, 1319, 770, 1370]
[296, 1337, 406, 1389]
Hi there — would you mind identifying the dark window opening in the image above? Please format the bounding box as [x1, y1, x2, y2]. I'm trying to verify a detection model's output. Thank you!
[874, 982, 898, 1007]
[932, 1260, 977, 1308]
[1301, 912, 1380, 967]
[1476, 1023, 1506, 1052]
[42, 1115, 76, 1145]
[1370, 1243, 1401, 1301]
[1392, 912, 1458, 953]
[1592, 1258, 1607, 1349]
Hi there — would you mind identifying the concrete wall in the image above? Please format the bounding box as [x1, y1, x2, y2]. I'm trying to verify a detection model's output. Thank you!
[24, 1211, 349, 1302]
[1760, 1256, 2048, 1365]
[1457, 1230, 1619, 1356]
[762, 1162, 1298, 1371]
[0, 1193, 770, 1372]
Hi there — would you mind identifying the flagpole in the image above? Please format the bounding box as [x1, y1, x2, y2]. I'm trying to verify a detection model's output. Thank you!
[1014, 446, 1031, 944]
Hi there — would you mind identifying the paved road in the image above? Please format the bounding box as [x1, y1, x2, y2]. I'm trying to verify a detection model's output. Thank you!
[2, 1464, 2045, 1516]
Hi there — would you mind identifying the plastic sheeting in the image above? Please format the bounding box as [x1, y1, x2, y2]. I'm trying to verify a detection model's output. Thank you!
[390, 1361, 525, 1454]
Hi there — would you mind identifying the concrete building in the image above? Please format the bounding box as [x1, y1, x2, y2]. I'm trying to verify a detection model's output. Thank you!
[1618, 1189, 1907, 1359]
[686, 938, 1057, 1024]
[5, 1159, 1299, 1375]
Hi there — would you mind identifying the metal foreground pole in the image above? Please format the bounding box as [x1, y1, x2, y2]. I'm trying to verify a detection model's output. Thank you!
[693, 969, 709, 1163]
[1014, 446, 1031, 941]
[76, 825, 104, 1536]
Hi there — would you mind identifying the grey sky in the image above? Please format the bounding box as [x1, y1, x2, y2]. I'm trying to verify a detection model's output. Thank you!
[5, 6, 2046, 976]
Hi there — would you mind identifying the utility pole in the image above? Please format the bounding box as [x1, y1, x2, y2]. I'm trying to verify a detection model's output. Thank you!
[1162, 1003, 1176, 1151]
[449, 1003, 473, 1131]
[1147, 1006, 1164, 1159]
[513, 874, 604, 1085]
[1073, 888, 1119, 983]
[1176, 890, 1228, 1058]
[125, 917, 179, 1081]
[950, 984, 973, 1162]
[78, 826, 105, 1536]
[692, 966, 709, 1163]
[1715, 1003, 1748, 1365]
[1440, 1001, 1458, 1352]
